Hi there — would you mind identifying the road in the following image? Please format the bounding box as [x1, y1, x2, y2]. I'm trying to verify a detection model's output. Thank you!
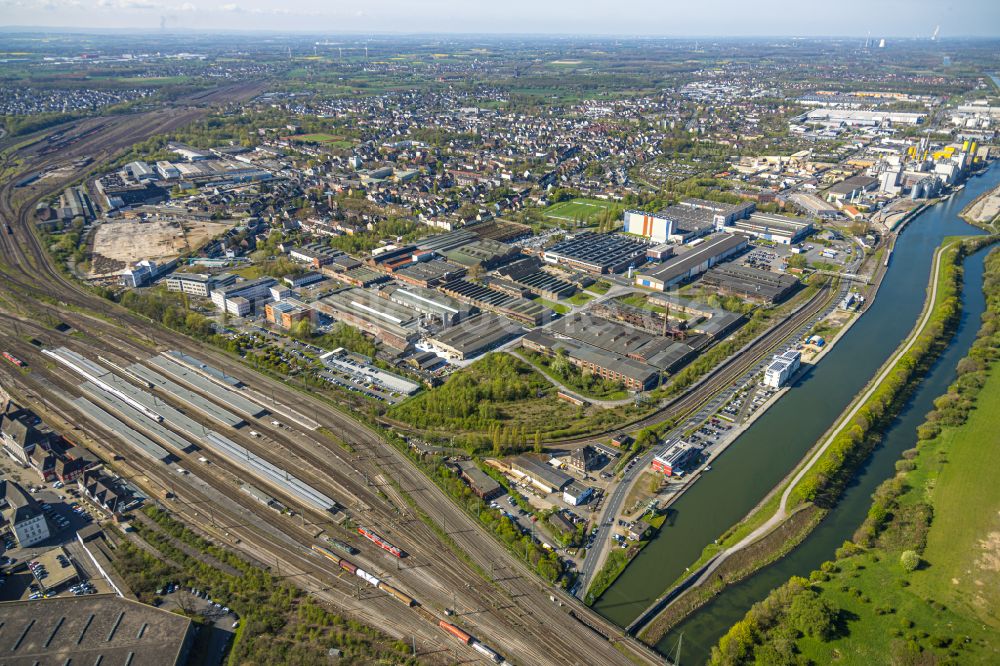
[0, 99, 659, 665]
[682, 238, 955, 592]
[576, 275, 850, 601]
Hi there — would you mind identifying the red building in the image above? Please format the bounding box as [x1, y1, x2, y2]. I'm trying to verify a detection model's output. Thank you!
[651, 440, 698, 476]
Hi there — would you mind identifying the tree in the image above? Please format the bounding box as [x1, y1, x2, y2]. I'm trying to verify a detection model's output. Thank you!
[533, 430, 542, 454]
[900, 550, 920, 572]
[787, 590, 837, 641]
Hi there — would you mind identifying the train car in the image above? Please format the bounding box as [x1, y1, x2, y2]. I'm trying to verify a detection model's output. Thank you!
[438, 620, 472, 645]
[311, 544, 342, 566]
[357, 526, 404, 558]
[376, 581, 415, 607]
[471, 641, 502, 663]
[2, 352, 24, 367]
[355, 567, 380, 587]
[325, 537, 358, 555]
[338, 559, 357, 575]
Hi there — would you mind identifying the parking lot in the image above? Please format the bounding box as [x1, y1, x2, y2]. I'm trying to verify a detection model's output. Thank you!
[742, 243, 791, 272]
[158, 585, 238, 666]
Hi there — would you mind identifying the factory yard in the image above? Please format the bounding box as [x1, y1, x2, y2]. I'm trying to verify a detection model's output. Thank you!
[89, 219, 230, 276]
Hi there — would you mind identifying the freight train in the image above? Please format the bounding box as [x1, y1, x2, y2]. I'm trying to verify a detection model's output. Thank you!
[357, 526, 404, 557]
[310, 545, 414, 606]
[311, 544, 508, 662]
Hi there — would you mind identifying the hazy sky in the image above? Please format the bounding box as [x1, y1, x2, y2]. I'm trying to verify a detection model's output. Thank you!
[0, 0, 997, 37]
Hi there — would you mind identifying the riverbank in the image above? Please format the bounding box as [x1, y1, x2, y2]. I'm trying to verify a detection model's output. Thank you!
[960, 180, 1000, 230]
[710, 246, 1000, 665]
[633, 233, 995, 644]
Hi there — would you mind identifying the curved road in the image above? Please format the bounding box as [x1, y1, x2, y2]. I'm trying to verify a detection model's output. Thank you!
[680, 239, 955, 595]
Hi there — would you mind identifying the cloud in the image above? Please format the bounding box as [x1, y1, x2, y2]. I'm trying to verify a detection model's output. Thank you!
[220, 2, 240, 10]
[96, 0, 156, 8]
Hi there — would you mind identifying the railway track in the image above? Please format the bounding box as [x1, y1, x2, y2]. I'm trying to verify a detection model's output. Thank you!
[0, 100, 662, 664]
[548, 282, 837, 447]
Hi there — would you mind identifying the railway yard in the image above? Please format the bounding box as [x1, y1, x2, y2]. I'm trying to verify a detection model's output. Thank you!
[0, 95, 659, 665]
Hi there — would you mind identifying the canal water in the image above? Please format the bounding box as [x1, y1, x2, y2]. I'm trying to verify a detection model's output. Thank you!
[592, 167, 999, 648]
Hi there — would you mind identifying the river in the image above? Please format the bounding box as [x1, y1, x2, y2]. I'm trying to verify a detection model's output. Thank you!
[592, 166, 999, 655]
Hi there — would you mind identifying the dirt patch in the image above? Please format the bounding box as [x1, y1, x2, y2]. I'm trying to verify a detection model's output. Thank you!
[89, 218, 230, 276]
[974, 531, 1000, 572]
[962, 183, 1000, 225]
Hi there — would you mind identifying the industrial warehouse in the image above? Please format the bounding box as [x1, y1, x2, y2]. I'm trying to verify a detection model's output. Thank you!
[542, 232, 649, 274]
[634, 233, 750, 290]
[0, 596, 196, 666]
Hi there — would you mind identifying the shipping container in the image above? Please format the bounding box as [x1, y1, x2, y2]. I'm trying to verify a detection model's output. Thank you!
[355, 568, 380, 587]
[377, 581, 415, 607]
[472, 641, 502, 663]
[438, 620, 472, 644]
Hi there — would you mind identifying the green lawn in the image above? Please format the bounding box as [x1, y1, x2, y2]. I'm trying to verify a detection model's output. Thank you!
[288, 133, 352, 147]
[543, 198, 617, 224]
[911, 367, 1000, 629]
[567, 291, 594, 306]
[536, 297, 571, 315]
[586, 280, 612, 295]
[793, 364, 1000, 665]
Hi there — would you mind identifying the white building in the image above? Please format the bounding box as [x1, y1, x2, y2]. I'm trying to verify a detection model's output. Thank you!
[763, 349, 801, 388]
[155, 161, 181, 180]
[210, 277, 278, 315]
[1, 479, 50, 547]
[623, 210, 675, 243]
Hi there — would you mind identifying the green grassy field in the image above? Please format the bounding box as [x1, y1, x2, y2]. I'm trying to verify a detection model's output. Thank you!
[543, 198, 616, 224]
[910, 368, 1000, 629]
[792, 366, 1000, 665]
[286, 133, 354, 148]
[535, 297, 570, 315]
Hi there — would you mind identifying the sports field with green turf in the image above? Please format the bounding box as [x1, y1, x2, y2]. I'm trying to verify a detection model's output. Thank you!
[542, 198, 617, 224]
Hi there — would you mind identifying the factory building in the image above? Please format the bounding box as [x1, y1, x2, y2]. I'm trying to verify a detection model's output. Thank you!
[382, 283, 474, 326]
[803, 108, 926, 126]
[0, 596, 195, 666]
[763, 349, 802, 388]
[728, 212, 813, 245]
[678, 198, 756, 226]
[651, 439, 699, 476]
[393, 259, 466, 287]
[438, 279, 553, 326]
[623, 210, 675, 243]
[509, 455, 573, 494]
[427, 313, 524, 360]
[543, 232, 648, 274]
[788, 192, 840, 219]
[634, 233, 749, 291]
[495, 257, 578, 300]
[521, 328, 661, 391]
[700, 264, 798, 304]
[314, 288, 421, 350]
[826, 175, 879, 203]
